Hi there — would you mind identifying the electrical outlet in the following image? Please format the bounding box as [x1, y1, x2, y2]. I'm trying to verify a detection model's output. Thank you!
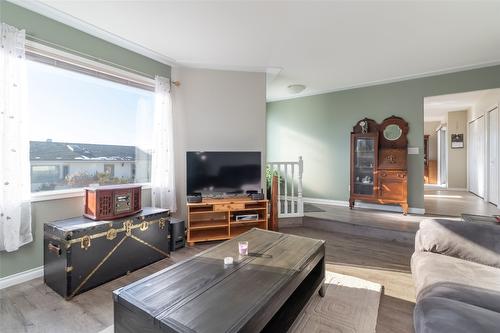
[408, 147, 419, 155]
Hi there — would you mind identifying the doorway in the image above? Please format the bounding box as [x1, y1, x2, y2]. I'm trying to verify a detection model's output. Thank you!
[423, 89, 500, 216]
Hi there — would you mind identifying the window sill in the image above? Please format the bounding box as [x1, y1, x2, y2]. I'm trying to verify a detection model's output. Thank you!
[30, 183, 152, 202]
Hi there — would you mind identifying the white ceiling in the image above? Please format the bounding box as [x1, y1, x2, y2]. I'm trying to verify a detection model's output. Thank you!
[424, 90, 492, 122]
[23, 1, 500, 100]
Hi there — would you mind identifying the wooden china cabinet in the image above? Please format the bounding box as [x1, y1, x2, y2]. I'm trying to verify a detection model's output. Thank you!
[349, 116, 409, 215]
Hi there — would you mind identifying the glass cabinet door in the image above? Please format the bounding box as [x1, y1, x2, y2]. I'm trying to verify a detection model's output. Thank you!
[353, 136, 376, 196]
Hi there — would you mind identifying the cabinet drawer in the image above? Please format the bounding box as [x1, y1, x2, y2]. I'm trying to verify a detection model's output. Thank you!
[379, 171, 407, 201]
[379, 171, 406, 179]
[213, 203, 245, 211]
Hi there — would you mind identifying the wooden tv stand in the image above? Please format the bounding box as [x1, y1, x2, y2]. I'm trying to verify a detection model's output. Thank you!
[187, 197, 268, 246]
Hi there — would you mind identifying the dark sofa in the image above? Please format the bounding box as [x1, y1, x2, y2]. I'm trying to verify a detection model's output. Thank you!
[411, 218, 500, 333]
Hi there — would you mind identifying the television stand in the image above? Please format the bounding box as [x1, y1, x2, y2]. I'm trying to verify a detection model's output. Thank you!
[187, 197, 268, 246]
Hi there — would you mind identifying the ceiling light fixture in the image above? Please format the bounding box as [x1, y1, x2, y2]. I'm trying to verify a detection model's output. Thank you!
[287, 84, 306, 94]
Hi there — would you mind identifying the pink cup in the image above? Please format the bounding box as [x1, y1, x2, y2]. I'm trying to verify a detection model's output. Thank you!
[238, 241, 248, 256]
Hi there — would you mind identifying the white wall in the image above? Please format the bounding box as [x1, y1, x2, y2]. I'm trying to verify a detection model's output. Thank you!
[469, 88, 500, 122]
[113, 162, 132, 178]
[424, 121, 440, 160]
[171, 67, 267, 219]
[447, 110, 468, 189]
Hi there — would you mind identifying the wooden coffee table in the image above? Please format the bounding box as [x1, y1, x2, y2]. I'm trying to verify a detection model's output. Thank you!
[113, 228, 325, 333]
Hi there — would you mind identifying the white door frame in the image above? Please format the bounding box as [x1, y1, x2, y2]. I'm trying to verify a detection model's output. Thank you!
[486, 105, 499, 206]
[468, 120, 472, 194]
[437, 126, 447, 186]
[467, 119, 471, 194]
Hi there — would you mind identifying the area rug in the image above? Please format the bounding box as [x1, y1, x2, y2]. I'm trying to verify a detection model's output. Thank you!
[289, 271, 382, 333]
[100, 271, 382, 333]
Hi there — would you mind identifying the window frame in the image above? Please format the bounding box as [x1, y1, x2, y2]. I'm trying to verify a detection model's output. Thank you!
[27, 41, 155, 202]
[30, 183, 152, 202]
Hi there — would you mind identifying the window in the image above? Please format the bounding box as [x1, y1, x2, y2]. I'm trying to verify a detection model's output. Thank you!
[27, 56, 155, 193]
[31, 165, 60, 184]
[62, 165, 69, 179]
[104, 164, 115, 177]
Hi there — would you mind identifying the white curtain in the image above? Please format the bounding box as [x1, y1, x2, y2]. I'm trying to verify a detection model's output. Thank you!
[151, 76, 176, 211]
[0, 23, 32, 252]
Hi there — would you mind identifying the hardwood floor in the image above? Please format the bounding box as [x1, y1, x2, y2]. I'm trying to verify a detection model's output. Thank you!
[0, 227, 415, 333]
[305, 188, 500, 224]
[0, 244, 212, 333]
[424, 189, 500, 216]
[303, 188, 499, 240]
[284, 227, 415, 333]
[304, 203, 423, 233]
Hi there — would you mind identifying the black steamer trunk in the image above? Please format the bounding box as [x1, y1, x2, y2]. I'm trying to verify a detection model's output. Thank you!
[44, 207, 170, 299]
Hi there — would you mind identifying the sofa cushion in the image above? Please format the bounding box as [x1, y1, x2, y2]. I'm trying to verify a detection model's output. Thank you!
[415, 218, 500, 268]
[411, 252, 500, 307]
[417, 281, 500, 314]
[414, 296, 500, 333]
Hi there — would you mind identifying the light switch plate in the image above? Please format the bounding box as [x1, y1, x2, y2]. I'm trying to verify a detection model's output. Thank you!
[408, 147, 419, 155]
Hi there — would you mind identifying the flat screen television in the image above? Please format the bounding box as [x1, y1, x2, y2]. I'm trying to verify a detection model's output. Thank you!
[186, 151, 261, 197]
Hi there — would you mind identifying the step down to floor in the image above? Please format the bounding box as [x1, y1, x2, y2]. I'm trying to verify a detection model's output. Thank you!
[289, 216, 416, 245]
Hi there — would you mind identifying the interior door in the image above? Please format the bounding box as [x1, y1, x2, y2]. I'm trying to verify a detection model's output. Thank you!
[489, 108, 498, 205]
[468, 121, 476, 194]
[469, 116, 485, 198]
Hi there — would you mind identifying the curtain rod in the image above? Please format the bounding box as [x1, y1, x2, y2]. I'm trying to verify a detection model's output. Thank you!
[26, 34, 158, 81]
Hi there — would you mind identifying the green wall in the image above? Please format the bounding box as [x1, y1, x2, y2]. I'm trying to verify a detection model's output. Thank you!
[0, 1, 170, 279]
[0, 1, 170, 78]
[267, 65, 500, 209]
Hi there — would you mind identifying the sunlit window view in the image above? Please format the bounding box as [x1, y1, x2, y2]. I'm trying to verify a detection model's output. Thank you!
[27, 60, 154, 192]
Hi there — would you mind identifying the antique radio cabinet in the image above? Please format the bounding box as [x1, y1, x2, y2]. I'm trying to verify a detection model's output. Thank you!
[84, 185, 142, 220]
[44, 208, 170, 299]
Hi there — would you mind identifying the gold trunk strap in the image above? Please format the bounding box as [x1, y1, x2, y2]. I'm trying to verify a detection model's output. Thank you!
[69, 233, 169, 299]
[129, 234, 169, 257]
[69, 235, 128, 298]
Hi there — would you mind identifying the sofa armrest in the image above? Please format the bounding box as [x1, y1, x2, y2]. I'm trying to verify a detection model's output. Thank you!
[415, 218, 500, 268]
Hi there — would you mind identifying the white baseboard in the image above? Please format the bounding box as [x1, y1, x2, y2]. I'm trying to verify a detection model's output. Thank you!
[424, 184, 446, 189]
[356, 201, 426, 215]
[445, 187, 468, 191]
[303, 197, 426, 215]
[303, 197, 349, 207]
[0, 266, 43, 290]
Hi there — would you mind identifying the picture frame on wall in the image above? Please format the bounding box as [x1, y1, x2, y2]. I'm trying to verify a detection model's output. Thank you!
[451, 134, 464, 149]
